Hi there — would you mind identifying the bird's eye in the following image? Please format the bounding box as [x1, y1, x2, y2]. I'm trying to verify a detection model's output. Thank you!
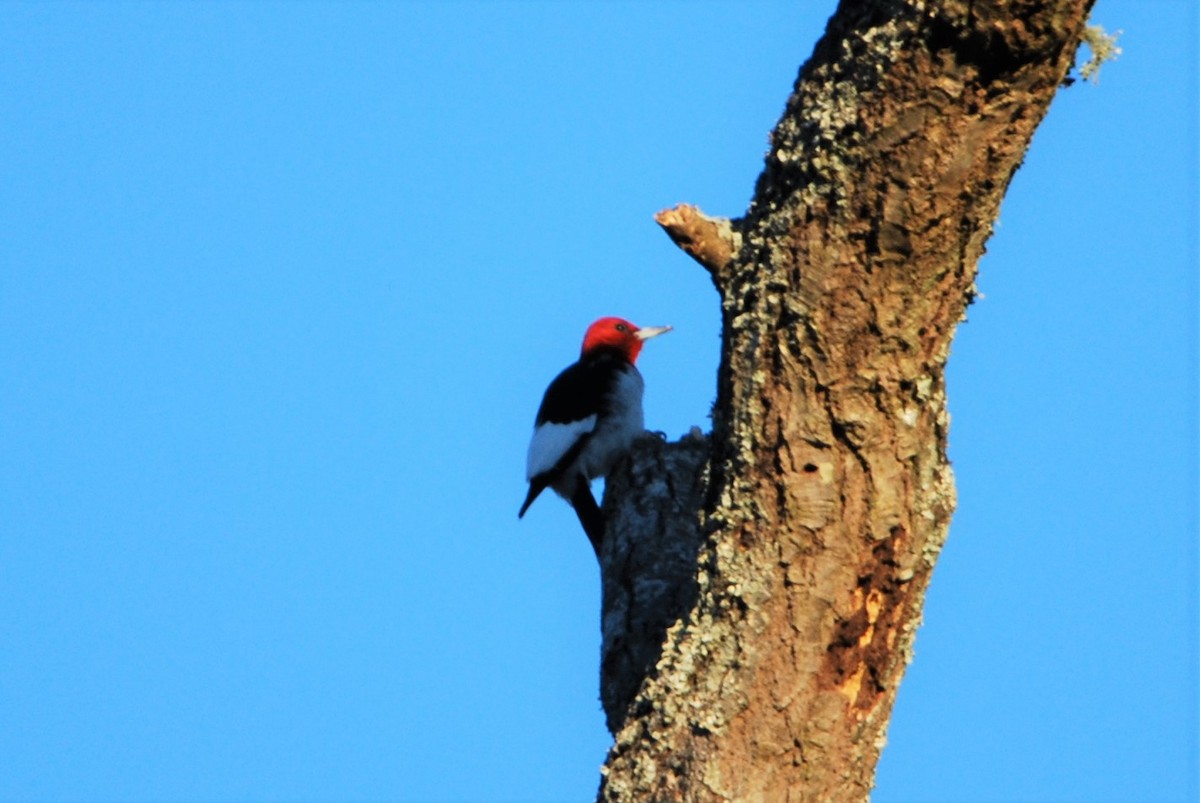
[615, 323, 627, 332]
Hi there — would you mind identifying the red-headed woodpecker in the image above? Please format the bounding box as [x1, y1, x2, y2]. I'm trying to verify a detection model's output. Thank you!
[519, 317, 671, 555]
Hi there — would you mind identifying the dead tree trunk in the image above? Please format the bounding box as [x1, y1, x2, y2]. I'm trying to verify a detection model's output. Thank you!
[596, 1, 1096, 800]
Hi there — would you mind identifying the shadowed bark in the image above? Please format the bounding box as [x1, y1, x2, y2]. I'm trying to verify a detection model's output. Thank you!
[595, 1, 1097, 800]
[599, 431, 709, 734]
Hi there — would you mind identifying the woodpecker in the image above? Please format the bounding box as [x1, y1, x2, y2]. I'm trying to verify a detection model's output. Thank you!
[519, 316, 671, 556]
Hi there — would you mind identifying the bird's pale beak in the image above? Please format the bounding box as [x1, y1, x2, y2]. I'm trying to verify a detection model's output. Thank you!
[634, 325, 672, 341]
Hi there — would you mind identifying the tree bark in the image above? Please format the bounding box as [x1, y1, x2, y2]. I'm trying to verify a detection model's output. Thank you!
[596, 1, 1095, 800]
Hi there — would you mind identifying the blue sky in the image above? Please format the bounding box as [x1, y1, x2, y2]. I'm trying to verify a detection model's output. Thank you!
[0, 2, 1194, 801]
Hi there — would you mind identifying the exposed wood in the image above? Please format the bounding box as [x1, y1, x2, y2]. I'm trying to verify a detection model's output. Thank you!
[654, 205, 739, 280]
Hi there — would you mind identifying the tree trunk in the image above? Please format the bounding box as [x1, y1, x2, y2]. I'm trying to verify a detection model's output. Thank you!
[596, 1, 1096, 800]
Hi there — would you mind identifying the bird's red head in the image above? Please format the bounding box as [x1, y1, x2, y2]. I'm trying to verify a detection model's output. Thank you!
[580, 317, 671, 363]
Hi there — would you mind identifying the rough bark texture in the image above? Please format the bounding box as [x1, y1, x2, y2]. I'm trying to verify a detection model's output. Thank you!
[596, 1, 1095, 800]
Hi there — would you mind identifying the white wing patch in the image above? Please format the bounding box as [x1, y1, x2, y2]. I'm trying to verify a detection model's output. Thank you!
[526, 415, 597, 480]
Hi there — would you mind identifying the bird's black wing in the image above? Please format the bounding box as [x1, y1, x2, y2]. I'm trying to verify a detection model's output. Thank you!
[520, 350, 627, 518]
[534, 349, 625, 425]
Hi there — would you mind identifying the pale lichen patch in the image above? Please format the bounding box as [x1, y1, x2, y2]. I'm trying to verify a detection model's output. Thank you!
[1079, 24, 1122, 83]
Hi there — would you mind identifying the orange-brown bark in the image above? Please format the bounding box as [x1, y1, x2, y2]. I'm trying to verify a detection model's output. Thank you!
[598, 1, 1096, 800]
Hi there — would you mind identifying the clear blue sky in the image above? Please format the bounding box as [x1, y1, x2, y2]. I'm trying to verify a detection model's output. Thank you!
[1, 2, 1194, 801]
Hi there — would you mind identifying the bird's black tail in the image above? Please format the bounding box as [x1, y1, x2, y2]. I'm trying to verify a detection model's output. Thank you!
[518, 479, 546, 519]
[570, 481, 605, 559]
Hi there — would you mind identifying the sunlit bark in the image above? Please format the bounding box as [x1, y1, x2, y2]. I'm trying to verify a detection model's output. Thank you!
[598, 1, 1096, 800]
